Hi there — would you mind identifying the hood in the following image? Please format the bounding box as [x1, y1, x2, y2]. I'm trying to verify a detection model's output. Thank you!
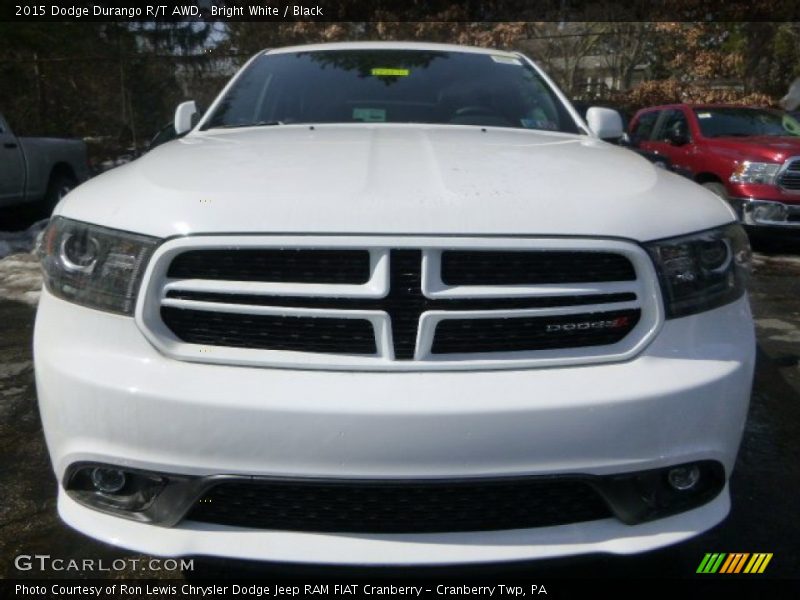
[703, 135, 800, 163]
[58, 124, 734, 242]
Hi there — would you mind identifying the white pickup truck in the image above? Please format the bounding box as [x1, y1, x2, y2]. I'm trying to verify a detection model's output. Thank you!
[0, 113, 89, 210]
[35, 42, 755, 565]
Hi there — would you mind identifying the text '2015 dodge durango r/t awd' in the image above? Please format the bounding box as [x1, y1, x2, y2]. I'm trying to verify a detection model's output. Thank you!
[34, 42, 755, 565]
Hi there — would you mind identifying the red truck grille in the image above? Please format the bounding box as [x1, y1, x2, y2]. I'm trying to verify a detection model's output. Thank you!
[778, 159, 800, 192]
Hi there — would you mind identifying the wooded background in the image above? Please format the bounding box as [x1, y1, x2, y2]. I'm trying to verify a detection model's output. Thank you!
[1, 21, 797, 162]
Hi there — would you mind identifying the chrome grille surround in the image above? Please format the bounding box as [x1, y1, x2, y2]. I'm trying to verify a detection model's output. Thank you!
[135, 235, 664, 371]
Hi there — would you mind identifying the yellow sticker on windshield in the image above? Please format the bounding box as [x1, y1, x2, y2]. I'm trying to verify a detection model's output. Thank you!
[371, 68, 409, 77]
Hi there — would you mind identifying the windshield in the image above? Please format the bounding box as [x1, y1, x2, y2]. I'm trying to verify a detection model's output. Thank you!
[201, 49, 581, 134]
[693, 108, 800, 138]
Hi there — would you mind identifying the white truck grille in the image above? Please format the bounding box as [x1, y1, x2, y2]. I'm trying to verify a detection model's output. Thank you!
[135, 236, 663, 371]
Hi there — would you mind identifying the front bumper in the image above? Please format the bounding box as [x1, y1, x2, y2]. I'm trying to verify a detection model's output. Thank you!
[58, 488, 731, 565]
[730, 196, 800, 229]
[34, 289, 755, 564]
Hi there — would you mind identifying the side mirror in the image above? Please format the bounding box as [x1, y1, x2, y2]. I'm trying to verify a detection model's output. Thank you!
[586, 107, 624, 141]
[174, 100, 198, 135]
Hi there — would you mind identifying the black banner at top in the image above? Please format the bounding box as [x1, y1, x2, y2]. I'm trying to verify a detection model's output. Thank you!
[3, 0, 800, 23]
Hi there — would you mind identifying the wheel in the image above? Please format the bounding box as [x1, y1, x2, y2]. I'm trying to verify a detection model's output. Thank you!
[44, 172, 77, 213]
[701, 181, 728, 199]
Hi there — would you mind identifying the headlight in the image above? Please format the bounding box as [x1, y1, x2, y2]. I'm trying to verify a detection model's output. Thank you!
[39, 217, 159, 315]
[729, 161, 780, 184]
[645, 223, 750, 319]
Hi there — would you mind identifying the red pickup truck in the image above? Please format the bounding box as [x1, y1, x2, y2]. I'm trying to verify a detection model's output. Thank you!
[628, 104, 800, 230]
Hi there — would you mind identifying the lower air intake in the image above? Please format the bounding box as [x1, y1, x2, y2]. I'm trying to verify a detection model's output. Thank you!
[185, 477, 612, 533]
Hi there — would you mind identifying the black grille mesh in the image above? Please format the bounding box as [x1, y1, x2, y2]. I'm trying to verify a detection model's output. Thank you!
[432, 309, 641, 354]
[441, 250, 636, 285]
[186, 477, 612, 533]
[162, 248, 639, 358]
[168, 249, 371, 284]
[160, 307, 376, 354]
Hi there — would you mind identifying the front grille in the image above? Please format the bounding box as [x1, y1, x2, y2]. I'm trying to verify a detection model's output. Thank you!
[144, 238, 657, 370]
[441, 250, 636, 285]
[432, 309, 641, 354]
[778, 159, 800, 191]
[185, 477, 612, 533]
[167, 249, 371, 283]
[161, 307, 376, 354]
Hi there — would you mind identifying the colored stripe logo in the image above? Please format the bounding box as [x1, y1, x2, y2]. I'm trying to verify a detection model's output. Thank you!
[697, 553, 773, 574]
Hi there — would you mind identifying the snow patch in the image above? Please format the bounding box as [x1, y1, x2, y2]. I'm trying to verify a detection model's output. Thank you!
[0, 361, 33, 379]
[755, 318, 800, 343]
[0, 219, 48, 259]
[755, 318, 797, 331]
[770, 332, 800, 343]
[0, 252, 42, 306]
[754, 253, 800, 268]
[0, 386, 26, 397]
[0, 220, 48, 304]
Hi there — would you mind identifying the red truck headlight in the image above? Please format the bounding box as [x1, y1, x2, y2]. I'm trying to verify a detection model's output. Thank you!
[729, 161, 780, 185]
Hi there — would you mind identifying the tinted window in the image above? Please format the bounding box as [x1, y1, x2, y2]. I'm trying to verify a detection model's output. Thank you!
[631, 111, 658, 141]
[693, 108, 800, 137]
[202, 50, 581, 133]
[653, 109, 689, 141]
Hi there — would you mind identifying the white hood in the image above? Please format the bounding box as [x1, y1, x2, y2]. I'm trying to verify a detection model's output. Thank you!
[58, 124, 735, 241]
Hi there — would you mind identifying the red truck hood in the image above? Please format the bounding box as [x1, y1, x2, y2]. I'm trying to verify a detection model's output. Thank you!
[705, 135, 800, 162]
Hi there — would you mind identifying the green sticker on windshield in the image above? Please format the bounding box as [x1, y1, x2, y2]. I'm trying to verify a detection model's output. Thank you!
[371, 68, 409, 77]
[353, 108, 386, 122]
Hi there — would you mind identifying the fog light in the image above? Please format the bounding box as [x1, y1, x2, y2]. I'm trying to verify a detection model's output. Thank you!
[90, 467, 126, 494]
[667, 465, 701, 491]
[752, 202, 787, 223]
[67, 464, 171, 518]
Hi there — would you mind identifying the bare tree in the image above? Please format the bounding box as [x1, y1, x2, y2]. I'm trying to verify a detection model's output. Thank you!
[597, 22, 652, 91]
[519, 22, 605, 97]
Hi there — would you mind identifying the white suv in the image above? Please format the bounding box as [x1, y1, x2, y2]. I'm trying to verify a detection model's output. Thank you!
[35, 42, 754, 565]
